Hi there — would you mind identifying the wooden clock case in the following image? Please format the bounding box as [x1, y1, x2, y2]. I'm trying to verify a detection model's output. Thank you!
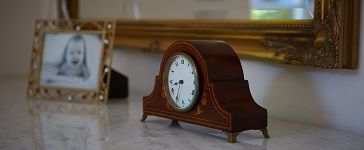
[142, 40, 269, 143]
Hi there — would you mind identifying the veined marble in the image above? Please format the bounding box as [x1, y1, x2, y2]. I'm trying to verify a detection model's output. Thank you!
[0, 78, 363, 150]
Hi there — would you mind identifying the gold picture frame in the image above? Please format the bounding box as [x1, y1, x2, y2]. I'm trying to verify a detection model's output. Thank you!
[27, 20, 116, 103]
[69, 0, 360, 69]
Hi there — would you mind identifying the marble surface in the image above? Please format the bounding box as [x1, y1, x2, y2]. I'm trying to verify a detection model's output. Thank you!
[1, 78, 364, 150]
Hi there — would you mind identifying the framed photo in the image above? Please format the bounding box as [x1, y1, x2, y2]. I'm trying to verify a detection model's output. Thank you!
[27, 20, 115, 103]
[28, 99, 108, 150]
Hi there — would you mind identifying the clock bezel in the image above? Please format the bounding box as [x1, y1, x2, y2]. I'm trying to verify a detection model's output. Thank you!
[163, 52, 200, 112]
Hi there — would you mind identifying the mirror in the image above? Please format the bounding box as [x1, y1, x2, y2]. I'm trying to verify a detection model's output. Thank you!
[79, 0, 314, 20]
[68, 0, 359, 69]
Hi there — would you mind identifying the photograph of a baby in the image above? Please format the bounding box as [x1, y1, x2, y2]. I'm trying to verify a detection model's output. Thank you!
[40, 33, 102, 89]
[58, 35, 90, 80]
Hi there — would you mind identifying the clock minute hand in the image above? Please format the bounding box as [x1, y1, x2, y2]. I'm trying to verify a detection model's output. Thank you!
[175, 80, 184, 102]
[174, 80, 183, 102]
[176, 84, 180, 102]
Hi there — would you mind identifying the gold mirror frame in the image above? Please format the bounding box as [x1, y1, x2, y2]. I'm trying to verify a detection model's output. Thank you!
[68, 0, 359, 69]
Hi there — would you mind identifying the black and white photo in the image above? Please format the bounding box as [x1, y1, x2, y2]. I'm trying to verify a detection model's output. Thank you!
[28, 20, 115, 102]
[39, 33, 102, 89]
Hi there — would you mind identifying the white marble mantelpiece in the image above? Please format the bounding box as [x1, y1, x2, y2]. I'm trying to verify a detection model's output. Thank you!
[0, 78, 363, 150]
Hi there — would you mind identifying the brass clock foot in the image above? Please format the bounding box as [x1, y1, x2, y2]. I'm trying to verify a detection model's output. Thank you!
[169, 120, 181, 128]
[260, 128, 270, 138]
[224, 132, 239, 143]
[141, 114, 148, 122]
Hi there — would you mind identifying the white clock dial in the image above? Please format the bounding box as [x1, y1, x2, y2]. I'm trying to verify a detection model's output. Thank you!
[164, 53, 199, 111]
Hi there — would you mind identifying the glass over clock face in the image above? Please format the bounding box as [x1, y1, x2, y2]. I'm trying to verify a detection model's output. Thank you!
[164, 53, 199, 112]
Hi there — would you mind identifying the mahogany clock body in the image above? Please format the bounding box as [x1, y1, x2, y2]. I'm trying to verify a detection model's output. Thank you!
[142, 40, 269, 143]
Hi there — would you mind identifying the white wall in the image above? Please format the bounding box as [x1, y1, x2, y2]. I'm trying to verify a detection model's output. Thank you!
[0, 0, 58, 77]
[1, 0, 363, 136]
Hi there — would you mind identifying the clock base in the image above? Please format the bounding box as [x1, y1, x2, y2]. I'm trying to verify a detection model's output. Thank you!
[141, 114, 181, 127]
[224, 132, 239, 143]
[260, 128, 270, 138]
[224, 128, 269, 143]
[141, 114, 270, 143]
[169, 120, 181, 128]
[225, 129, 269, 143]
[140, 113, 148, 122]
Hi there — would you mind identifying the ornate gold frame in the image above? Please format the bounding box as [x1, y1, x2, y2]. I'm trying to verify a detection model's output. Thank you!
[27, 20, 116, 103]
[70, 0, 359, 69]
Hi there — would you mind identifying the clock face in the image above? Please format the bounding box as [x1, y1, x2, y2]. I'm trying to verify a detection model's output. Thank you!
[164, 53, 199, 112]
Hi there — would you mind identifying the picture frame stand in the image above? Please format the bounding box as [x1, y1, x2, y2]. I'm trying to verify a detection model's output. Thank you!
[106, 68, 128, 99]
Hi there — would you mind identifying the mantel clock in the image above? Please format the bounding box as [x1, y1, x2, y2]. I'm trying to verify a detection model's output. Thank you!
[142, 40, 269, 143]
